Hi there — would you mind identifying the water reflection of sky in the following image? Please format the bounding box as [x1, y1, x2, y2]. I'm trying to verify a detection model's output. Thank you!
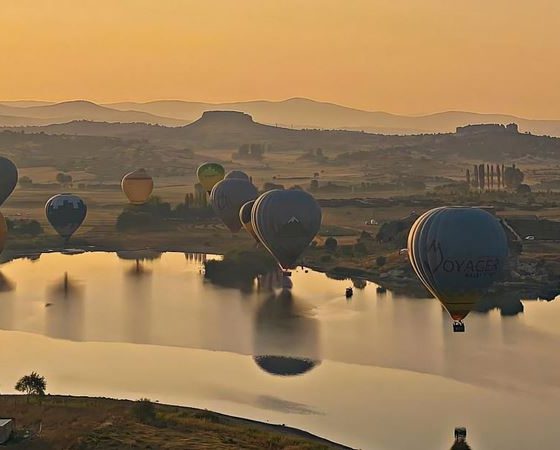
[0, 252, 558, 450]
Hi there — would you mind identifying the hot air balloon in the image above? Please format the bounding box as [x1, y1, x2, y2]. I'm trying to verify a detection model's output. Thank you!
[210, 178, 258, 233]
[225, 170, 250, 181]
[251, 190, 322, 270]
[45, 194, 87, 242]
[197, 162, 225, 193]
[0, 211, 8, 253]
[407, 207, 508, 332]
[239, 200, 259, 242]
[0, 157, 18, 206]
[121, 168, 153, 205]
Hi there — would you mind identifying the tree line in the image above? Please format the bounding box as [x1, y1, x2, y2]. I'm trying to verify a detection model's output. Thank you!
[466, 163, 525, 191]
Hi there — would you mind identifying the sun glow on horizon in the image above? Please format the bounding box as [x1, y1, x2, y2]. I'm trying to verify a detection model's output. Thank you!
[1, 0, 560, 118]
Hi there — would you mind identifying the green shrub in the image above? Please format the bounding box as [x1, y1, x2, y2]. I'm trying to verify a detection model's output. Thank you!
[353, 242, 367, 255]
[324, 237, 338, 252]
[132, 398, 156, 423]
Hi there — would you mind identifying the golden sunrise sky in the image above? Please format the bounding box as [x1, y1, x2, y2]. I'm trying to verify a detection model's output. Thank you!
[1, 0, 559, 117]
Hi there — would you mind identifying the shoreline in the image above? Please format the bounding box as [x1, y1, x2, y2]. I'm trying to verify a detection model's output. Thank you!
[4, 244, 560, 302]
[0, 394, 354, 449]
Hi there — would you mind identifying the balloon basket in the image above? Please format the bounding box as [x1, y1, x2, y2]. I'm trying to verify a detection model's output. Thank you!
[453, 321, 465, 333]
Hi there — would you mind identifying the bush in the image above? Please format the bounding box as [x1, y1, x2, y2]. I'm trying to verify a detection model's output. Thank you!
[116, 196, 173, 231]
[204, 249, 278, 288]
[341, 245, 354, 256]
[376, 256, 387, 267]
[324, 237, 338, 252]
[132, 398, 156, 423]
[116, 211, 164, 231]
[353, 242, 367, 255]
[6, 218, 43, 236]
[19, 176, 32, 186]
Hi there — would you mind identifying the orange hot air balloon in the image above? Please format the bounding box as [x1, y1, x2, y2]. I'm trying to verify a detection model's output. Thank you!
[121, 169, 154, 205]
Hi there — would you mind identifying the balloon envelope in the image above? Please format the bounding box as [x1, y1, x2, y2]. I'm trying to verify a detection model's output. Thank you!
[407, 207, 508, 321]
[225, 170, 250, 181]
[0, 157, 18, 206]
[210, 179, 258, 233]
[239, 200, 259, 241]
[197, 162, 225, 193]
[45, 194, 87, 240]
[252, 190, 322, 270]
[121, 168, 153, 204]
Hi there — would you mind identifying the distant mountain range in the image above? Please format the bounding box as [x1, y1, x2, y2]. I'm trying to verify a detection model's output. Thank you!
[2, 98, 560, 136]
[0, 100, 188, 127]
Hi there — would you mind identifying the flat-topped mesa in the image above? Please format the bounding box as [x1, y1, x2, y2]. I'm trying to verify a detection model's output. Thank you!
[195, 110, 255, 126]
[455, 123, 519, 136]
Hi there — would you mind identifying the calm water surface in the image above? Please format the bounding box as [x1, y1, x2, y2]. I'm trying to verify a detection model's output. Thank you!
[0, 252, 558, 450]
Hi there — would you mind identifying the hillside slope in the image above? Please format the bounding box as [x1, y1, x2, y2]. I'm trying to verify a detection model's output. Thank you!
[0, 101, 189, 127]
[0, 395, 351, 450]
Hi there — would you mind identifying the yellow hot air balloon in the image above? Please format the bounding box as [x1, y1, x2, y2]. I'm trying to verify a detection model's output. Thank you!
[121, 169, 154, 205]
[197, 162, 225, 193]
[0, 211, 8, 253]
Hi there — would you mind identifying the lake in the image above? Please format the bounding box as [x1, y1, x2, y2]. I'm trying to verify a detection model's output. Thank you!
[0, 251, 558, 450]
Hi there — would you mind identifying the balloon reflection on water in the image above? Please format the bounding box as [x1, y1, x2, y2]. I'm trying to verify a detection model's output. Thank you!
[45, 271, 85, 341]
[252, 288, 321, 377]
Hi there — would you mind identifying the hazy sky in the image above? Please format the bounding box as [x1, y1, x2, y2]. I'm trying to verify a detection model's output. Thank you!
[2, 0, 559, 117]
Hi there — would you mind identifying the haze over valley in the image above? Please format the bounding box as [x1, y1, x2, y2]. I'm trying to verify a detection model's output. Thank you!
[4, 98, 560, 136]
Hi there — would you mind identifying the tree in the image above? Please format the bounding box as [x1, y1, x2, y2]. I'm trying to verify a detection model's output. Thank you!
[465, 169, 471, 187]
[376, 255, 387, 267]
[473, 165, 479, 189]
[15, 372, 47, 402]
[309, 179, 319, 191]
[132, 398, 156, 423]
[6, 218, 43, 236]
[324, 237, 338, 252]
[490, 165, 494, 190]
[496, 164, 501, 190]
[56, 172, 73, 186]
[238, 144, 250, 157]
[354, 242, 367, 255]
[504, 165, 525, 189]
[19, 176, 32, 186]
[250, 143, 265, 159]
[478, 164, 485, 190]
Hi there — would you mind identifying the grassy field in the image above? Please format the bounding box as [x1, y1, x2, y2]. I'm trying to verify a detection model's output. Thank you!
[0, 395, 350, 450]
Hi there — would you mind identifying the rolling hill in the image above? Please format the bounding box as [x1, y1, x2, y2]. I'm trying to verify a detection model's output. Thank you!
[0, 100, 189, 127]
[106, 98, 560, 136]
[3, 98, 560, 136]
[4, 111, 560, 161]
